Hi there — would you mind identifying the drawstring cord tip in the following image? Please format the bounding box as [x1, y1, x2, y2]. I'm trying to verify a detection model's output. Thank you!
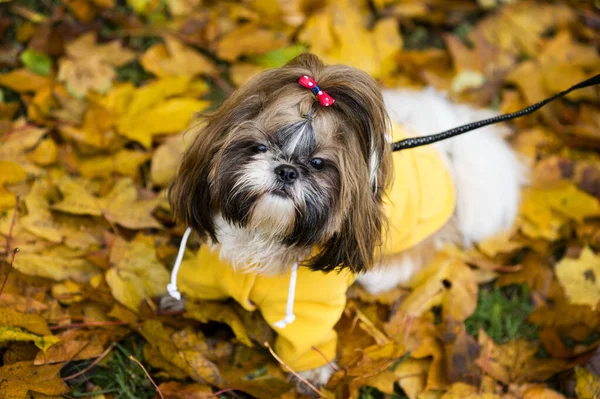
[273, 261, 299, 329]
[166, 226, 193, 301]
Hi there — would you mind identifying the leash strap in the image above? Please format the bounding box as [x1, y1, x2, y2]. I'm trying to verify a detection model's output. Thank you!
[392, 73, 600, 151]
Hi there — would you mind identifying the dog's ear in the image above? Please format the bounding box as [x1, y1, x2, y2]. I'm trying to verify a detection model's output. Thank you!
[307, 153, 386, 273]
[168, 85, 265, 241]
[304, 62, 392, 273]
[168, 120, 222, 242]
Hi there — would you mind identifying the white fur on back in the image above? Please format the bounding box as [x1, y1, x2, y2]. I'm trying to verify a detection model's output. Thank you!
[382, 87, 525, 245]
[358, 87, 525, 294]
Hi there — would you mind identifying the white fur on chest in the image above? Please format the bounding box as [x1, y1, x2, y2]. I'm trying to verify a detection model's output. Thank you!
[213, 214, 309, 275]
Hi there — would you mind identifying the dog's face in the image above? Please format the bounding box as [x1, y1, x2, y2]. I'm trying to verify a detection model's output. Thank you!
[169, 54, 392, 274]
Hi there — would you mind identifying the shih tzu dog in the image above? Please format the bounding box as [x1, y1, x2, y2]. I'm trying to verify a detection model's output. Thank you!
[167, 53, 522, 388]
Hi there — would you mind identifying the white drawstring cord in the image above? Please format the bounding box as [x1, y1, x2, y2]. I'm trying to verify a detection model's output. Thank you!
[167, 226, 192, 300]
[273, 261, 298, 328]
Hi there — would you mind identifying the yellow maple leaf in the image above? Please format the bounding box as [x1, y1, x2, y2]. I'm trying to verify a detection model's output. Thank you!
[575, 366, 600, 399]
[0, 326, 59, 353]
[0, 68, 50, 93]
[106, 236, 169, 311]
[51, 177, 103, 216]
[15, 251, 101, 283]
[399, 252, 478, 322]
[555, 247, 600, 308]
[151, 129, 200, 187]
[26, 138, 58, 166]
[520, 182, 600, 240]
[141, 36, 216, 77]
[79, 149, 151, 179]
[106, 76, 209, 148]
[0, 160, 26, 188]
[100, 178, 163, 229]
[0, 308, 51, 336]
[118, 97, 209, 148]
[51, 176, 162, 229]
[298, 0, 402, 79]
[217, 23, 288, 61]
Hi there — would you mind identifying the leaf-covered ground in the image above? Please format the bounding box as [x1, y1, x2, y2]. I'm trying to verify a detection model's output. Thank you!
[1, 0, 600, 398]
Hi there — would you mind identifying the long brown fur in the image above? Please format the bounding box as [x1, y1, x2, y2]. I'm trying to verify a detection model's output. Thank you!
[169, 53, 392, 273]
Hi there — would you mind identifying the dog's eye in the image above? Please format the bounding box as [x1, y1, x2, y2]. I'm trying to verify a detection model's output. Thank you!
[253, 144, 267, 153]
[310, 158, 325, 170]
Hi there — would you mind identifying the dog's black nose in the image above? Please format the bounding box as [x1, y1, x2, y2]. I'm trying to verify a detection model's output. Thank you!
[274, 165, 298, 184]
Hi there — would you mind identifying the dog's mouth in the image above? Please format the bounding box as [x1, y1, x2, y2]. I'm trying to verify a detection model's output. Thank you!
[271, 187, 292, 198]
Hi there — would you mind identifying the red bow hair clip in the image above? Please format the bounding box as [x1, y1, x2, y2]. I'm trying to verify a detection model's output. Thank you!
[298, 75, 335, 107]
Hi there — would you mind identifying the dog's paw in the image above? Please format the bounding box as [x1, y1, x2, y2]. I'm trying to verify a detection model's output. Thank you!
[356, 254, 417, 294]
[294, 364, 336, 396]
[157, 295, 186, 313]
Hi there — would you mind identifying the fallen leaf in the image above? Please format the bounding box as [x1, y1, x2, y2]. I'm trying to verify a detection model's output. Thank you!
[575, 366, 600, 399]
[140, 320, 224, 385]
[476, 330, 568, 385]
[158, 381, 213, 399]
[106, 235, 169, 311]
[100, 178, 163, 229]
[141, 36, 216, 77]
[14, 251, 102, 283]
[185, 301, 253, 347]
[399, 252, 477, 322]
[217, 23, 288, 61]
[0, 361, 69, 398]
[0, 68, 50, 92]
[555, 247, 600, 308]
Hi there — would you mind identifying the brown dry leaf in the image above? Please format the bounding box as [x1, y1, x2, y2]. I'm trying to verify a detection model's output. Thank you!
[555, 247, 600, 308]
[106, 235, 169, 311]
[475, 3, 575, 57]
[440, 382, 501, 399]
[158, 381, 213, 399]
[34, 329, 104, 365]
[141, 36, 216, 77]
[0, 362, 69, 399]
[57, 33, 135, 98]
[476, 330, 568, 385]
[0, 294, 48, 314]
[140, 320, 224, 385]
[521, 385, 566, 399]
[58, 57, 116, 98]
[184, 301, 253, 347]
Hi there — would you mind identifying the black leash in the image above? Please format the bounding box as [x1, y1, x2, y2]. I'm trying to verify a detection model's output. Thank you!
[392, 73, 600, 152]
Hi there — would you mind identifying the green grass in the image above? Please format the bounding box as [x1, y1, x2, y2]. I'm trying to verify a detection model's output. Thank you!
[65, 335, 157, 399]
[465, 284, 539, 344]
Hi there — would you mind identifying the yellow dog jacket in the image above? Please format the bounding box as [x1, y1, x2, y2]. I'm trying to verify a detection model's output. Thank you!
[172, 124, 455, 371]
